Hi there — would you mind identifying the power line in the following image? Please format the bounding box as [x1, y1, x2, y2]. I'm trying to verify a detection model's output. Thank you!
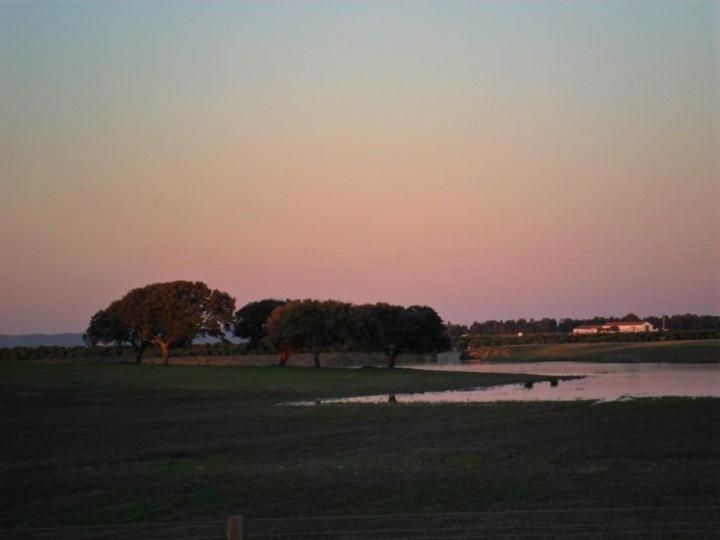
[1, 239, 717, 273]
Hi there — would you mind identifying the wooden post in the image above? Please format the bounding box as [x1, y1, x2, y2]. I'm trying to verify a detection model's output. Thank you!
[227, 515, 243, 540]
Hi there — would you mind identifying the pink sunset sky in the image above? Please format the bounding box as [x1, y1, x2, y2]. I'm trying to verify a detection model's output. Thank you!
[1, 1, 718, 334]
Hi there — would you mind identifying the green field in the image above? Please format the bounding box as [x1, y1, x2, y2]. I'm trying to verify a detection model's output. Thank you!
[1, 364, 719, 538]
[470, 338, 720, 363]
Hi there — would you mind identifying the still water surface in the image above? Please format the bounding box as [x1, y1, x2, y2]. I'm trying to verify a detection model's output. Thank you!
[295, 362, 720, 405]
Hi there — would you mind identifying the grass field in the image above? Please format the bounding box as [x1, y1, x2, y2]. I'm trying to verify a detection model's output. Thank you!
[1, 363, 718, 537]
[469, 338, 720, 363]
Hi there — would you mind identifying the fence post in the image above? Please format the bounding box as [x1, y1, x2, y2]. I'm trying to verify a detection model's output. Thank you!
[227, 515, 243, 540]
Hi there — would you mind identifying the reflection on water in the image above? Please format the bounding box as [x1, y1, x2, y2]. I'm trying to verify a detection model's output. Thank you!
[289, 362, 720, 405]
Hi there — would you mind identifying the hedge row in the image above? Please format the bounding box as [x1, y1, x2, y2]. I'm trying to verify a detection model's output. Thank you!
[0, 342, 251, 361]
[4, 330, 720, 361]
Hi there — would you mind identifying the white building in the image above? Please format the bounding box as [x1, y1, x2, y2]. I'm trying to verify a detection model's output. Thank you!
[611, 321, 656, 333]
[572, 321, 656, 334]
[573, 325, 601, 334]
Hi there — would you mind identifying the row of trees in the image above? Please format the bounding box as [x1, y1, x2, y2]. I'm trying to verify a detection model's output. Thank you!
[447, 313, 720, 336]
[86, 282, 450, 367]
[259, 300, 449, 368]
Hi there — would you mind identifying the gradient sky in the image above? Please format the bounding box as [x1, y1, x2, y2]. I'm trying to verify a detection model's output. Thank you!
[1, 1, 718, 333]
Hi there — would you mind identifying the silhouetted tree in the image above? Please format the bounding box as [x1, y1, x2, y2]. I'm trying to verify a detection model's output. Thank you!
[85, 300, 146, 362]
[85, 301, 127, 348]
[537, 318, 558, 333]
[445, 323, 469, 339]
[353, 303, 450, 368]
[263, 301, 305, 366]
[315, 300, 355, 366]
[263, 299, 353, 367]
[233, 299, 287, 349]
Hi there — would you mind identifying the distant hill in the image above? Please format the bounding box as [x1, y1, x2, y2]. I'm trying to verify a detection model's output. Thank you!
[0, 333, 86, 348]
[0, 333, 243, 348]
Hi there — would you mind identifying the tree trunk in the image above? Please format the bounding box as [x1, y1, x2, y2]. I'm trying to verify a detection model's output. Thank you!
[313, 351, 321, 368]
[387, 351, 397, 369]
[158, 341, 171, 366]
[279, 349, 291, 367]
[134, 343, 147, 364]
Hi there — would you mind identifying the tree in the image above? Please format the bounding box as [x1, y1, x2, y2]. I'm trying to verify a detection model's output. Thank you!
[87, 281, 236, 365]
[537, 318, 558, 334]
[404, 305, 452, 359]
[233, 299, 287, 349]
[84, 300, 147, 362]
[85, 301, 127, 348]
[263, 299, 353, 367]
[353, 303, 450, 368]
[621, 313, 642, 322]
[313, 300, 354, 367]
[445, 323, 469, 339]
[263, 301, 305, 366]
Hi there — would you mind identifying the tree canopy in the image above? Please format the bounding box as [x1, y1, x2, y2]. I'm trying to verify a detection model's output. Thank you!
[352, 303, 450, 368]
[262, 301, 305, 366]
[263, 300, 353, 367]
[265, 300, 449, 368]
[233, 299, 287, 349]
[85, 300, 128, 348]
[86, 281, 235, 364]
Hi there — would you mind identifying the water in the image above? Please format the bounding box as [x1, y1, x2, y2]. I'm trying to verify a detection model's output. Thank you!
[290, 362, 720, 405]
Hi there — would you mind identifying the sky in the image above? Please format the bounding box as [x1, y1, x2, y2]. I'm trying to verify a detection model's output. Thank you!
[1, 1, 718, 333]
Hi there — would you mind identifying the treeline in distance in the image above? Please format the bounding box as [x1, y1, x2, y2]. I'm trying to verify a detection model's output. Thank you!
[447, 313, 720, 337]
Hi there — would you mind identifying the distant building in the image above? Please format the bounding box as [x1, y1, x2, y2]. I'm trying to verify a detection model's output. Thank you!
[572, 321, 656, 334]
[572, 325, 602, 335]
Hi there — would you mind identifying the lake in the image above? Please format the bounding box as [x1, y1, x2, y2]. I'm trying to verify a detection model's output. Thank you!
[293, 362, 720, 405]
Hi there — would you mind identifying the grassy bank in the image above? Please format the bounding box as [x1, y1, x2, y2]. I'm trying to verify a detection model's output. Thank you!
[469, 338, 720, 363]
[1, 364, 718, 536]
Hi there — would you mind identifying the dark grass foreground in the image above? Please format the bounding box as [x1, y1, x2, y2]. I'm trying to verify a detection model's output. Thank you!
[1, 364, 718, 534]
